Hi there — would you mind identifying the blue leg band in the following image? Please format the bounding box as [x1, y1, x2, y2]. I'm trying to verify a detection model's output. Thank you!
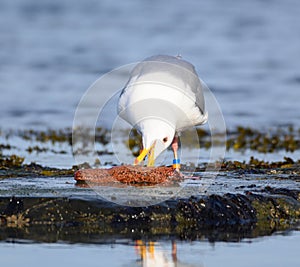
[173, 159, 180, 164]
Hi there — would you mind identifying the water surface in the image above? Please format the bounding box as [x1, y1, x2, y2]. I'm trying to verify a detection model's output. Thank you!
[0, 0, 300, 129]
[1, 231, 299, 267]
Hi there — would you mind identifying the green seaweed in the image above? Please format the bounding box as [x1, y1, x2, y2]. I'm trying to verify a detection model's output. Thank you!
[125, 125, 300, 154]
[1, 126, 299, 154]
[219, 157, 300, 173]
[0, 154, 24, 168]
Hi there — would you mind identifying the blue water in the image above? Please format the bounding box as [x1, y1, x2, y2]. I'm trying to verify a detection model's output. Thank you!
[0, 0, 300, 129]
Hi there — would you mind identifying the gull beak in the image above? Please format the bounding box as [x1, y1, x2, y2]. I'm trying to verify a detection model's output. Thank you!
[134, 141, 156, 166]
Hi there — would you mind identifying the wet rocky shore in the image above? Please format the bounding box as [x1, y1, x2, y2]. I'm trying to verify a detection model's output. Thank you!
[0, 184, 299, 243]
[0, 126, 299, 243]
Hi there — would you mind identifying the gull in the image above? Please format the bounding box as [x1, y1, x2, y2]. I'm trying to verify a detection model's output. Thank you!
[118, 55, 207, 170]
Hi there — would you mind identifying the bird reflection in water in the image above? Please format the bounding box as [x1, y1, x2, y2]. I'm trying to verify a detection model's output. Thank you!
[134, 240, 200, 267]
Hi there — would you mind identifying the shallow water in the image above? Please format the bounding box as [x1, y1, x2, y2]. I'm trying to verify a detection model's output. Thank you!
[0, 172, 299, 203]
[0, 231, 299, 267]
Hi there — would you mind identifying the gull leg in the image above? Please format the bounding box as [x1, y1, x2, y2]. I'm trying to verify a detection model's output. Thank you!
[171, 136, 180, 171]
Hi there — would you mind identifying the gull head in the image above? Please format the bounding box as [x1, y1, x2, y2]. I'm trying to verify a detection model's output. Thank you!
[134, 118, 175, 166]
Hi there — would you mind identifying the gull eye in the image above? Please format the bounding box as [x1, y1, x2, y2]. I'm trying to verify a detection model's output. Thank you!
[163, 137, 168, 143]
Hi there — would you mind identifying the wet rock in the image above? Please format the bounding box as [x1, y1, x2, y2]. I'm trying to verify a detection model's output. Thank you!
[0, 162, 78, 179]
[2, 197, 24, 215]
[0, 188, 298, 242]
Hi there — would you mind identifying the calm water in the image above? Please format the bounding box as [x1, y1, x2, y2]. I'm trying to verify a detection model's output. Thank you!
[0, 0, 300, 129]
[0, 0, 300, 266]
[0, 231, 299, 267]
